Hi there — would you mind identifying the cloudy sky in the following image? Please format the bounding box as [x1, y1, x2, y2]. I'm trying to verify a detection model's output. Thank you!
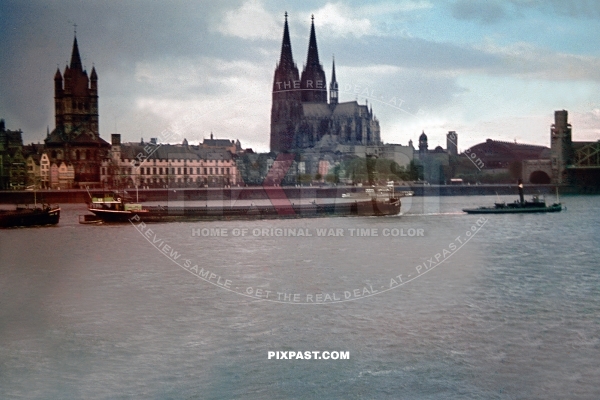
[2, 0, 600, 152]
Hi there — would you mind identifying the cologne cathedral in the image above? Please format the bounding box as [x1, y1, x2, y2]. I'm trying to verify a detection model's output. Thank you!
[270, 14, 381, 153]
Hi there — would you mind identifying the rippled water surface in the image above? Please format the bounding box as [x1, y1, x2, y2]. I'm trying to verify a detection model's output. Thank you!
[1, 195, 598, 399]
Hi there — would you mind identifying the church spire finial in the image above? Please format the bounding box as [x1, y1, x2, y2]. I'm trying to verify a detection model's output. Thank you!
[278, 11, 295, 70]
[69, 34, 83, 71]
[301, 14, 327, 103]
[331, 55, 337, 83]
[306, 14, 320, 68]
[329, 55, 338, 106]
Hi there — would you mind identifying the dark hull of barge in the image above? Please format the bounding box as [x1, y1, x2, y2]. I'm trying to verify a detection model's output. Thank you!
[89, 199, 402, 223]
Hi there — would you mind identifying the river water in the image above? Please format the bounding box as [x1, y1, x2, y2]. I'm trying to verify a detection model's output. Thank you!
[1, 195, 598, 399]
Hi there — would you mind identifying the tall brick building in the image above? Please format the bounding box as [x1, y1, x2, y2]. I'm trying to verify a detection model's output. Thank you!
[44, 35, 109, 187]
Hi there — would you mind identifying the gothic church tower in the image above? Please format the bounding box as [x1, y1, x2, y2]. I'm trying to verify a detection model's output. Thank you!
[54, 37, 99, 140]
[54, 35, 99, 139]
[46, 33, 109, 187]
[270, 13, 303, 152]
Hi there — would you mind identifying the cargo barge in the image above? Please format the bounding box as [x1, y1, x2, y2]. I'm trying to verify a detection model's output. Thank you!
[84, 187, 411, 223]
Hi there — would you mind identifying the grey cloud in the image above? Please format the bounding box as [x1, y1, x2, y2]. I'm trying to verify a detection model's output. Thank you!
[450, 0, 508, 24]
[449, 0, 600, 24]
[518, 0, 600, 19]
[319, 33, 600, 82]
[320, 35, 502, 72]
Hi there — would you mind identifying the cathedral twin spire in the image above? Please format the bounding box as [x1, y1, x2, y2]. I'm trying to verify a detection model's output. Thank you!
[305, 15, 321, 72]
[299, 14, 327, 102]
[278, 12, 295, 72]
[275, 13, 332, 104]
[271, 13, 346, 152]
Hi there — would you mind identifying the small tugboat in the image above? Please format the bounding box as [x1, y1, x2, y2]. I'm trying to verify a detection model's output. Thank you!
[463, 180, 562, 214]
[0, 204, 61, 228]
[83, 185, 408, 223]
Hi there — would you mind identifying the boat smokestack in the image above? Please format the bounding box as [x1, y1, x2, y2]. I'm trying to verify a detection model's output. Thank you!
[518, 179, 524, 204]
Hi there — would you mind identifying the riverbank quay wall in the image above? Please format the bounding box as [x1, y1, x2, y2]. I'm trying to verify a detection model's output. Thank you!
[0, 184, 593, 204]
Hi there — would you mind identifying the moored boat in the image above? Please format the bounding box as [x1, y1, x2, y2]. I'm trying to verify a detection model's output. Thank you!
[0, 204, 61, 228]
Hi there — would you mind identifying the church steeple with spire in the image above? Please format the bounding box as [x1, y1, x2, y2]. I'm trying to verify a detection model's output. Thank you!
[300, 15, 327, 103]
[53, 33, 98, 139]
[270, 12, 303, 152]
[69, 35, 83, 71]
[329, 56, 338, 107]
[46, 32, 109, 186]
[276, 12, 295, 74]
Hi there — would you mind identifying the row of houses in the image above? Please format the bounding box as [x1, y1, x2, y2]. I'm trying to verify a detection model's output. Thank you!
[1, 156, 76, 191]
[26, 149, 75, 189]
[0, 120, 27, 189]
[1, 121, 76, 190]
[0, 122, 87, 190]
[1, 127, 246, 190]
[102, 134, 242, 188]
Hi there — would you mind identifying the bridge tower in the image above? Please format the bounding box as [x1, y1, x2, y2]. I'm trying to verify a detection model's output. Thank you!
[550, 110, 572, 184]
